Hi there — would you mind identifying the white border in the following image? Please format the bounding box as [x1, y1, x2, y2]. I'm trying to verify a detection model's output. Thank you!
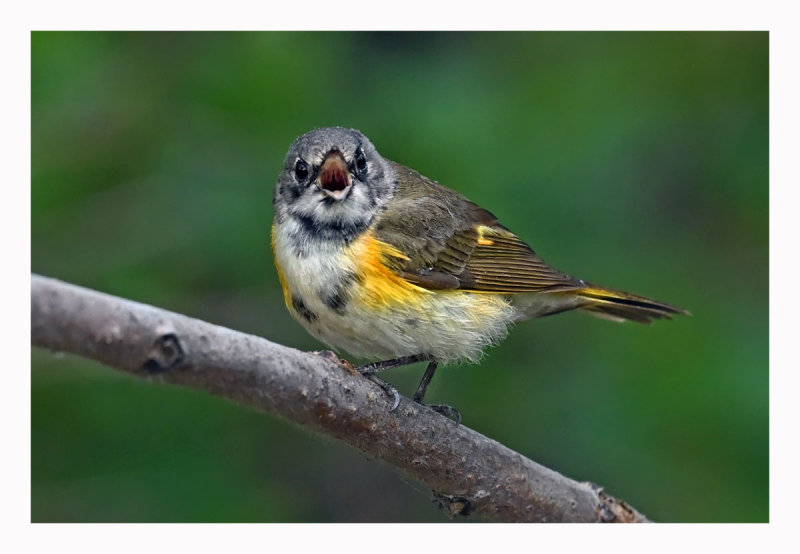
[7, 0, 796, 551]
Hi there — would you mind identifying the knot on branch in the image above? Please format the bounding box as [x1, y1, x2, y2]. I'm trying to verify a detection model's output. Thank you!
[143, 332, 186, 373]
[589, 483, 645, 523]
[432, 491, 475, 518]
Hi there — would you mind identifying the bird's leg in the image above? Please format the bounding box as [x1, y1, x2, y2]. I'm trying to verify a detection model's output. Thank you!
[356, 354, 428, 413]
[412, 361, 461, 425]
[357, 355, 461, 424]
[412, 360, 438, 403]
[357, 354, 429, 375]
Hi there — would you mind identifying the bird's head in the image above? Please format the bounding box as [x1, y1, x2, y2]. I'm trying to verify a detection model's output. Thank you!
[274, 127, 396, 241]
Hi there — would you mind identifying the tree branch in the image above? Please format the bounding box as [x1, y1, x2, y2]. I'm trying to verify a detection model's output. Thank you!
[30, 274, 649, 523]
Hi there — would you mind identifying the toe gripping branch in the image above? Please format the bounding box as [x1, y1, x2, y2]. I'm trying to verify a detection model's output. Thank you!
[356, 354, 461, 423]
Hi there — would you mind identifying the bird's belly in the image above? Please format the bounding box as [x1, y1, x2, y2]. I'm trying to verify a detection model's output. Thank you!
[273, 226, 518, 362]
[314, 285, 517, 362]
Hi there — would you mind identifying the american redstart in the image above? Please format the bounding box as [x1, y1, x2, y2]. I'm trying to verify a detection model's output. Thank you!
[272, 127, 687, 421]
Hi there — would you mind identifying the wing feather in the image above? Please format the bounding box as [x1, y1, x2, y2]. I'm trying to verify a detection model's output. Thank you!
[372, 161, 583, 294]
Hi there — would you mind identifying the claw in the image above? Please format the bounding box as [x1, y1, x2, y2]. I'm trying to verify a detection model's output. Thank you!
[364, 374, 401, 412]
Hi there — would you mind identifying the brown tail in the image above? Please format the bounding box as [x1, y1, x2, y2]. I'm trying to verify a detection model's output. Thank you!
[575, 285, 690, 324]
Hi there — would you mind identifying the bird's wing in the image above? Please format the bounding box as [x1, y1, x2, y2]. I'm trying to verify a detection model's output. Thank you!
[373, 162, 584, 293]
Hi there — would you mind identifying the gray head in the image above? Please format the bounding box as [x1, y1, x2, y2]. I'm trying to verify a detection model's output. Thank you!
[273, 127, 396, 243]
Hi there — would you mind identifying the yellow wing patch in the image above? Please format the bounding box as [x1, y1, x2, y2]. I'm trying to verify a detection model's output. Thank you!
[476, 227, 495, 246]
[453, 225, 583, 293]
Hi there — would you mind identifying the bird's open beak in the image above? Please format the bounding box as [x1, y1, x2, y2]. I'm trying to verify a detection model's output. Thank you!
[317, 150, 352, 200]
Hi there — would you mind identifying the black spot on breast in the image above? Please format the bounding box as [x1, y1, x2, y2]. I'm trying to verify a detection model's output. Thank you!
[292, 295, 317, 322]
[325, 291, 347, 314]
[323, 271, 359, 315]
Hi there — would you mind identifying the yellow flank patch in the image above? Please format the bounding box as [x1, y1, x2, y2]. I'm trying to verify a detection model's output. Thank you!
[347, 231, 431, 310]
[271, 226, 293, 310]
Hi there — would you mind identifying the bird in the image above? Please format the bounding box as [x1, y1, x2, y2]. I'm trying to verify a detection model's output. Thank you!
[271, 127, 687, 422]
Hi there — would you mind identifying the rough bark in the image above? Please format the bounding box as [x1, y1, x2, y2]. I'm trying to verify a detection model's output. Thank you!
[30, 274, 649, 523]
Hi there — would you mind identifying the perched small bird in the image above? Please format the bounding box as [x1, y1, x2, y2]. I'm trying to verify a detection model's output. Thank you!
[272, 127, 687, 421]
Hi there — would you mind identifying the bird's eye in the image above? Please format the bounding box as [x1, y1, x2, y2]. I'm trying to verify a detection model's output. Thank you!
[354, 148, 367, 173]
[295, 159, 309, 182]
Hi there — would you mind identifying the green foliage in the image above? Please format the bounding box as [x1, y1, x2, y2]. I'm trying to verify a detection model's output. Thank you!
[31, 31, 767, 522]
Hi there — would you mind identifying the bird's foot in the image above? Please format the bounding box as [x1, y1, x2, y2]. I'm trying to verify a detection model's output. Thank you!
[425, 403, 461, 425]
[358, 370, 401, 411]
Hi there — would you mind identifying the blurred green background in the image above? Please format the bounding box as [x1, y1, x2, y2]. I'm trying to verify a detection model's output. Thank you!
[31, 32, 767, 522]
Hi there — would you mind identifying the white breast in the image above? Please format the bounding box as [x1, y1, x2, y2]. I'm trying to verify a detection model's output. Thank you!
[273, 220, 354, 310]
[273, 221, 518, 363]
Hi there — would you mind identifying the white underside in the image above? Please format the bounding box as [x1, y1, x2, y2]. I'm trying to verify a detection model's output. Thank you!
[274, 223, 520, 363]
[273, 220, 592, 362]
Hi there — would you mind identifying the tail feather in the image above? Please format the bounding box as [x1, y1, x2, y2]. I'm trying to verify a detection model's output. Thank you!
[575, 286, 689, 324]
